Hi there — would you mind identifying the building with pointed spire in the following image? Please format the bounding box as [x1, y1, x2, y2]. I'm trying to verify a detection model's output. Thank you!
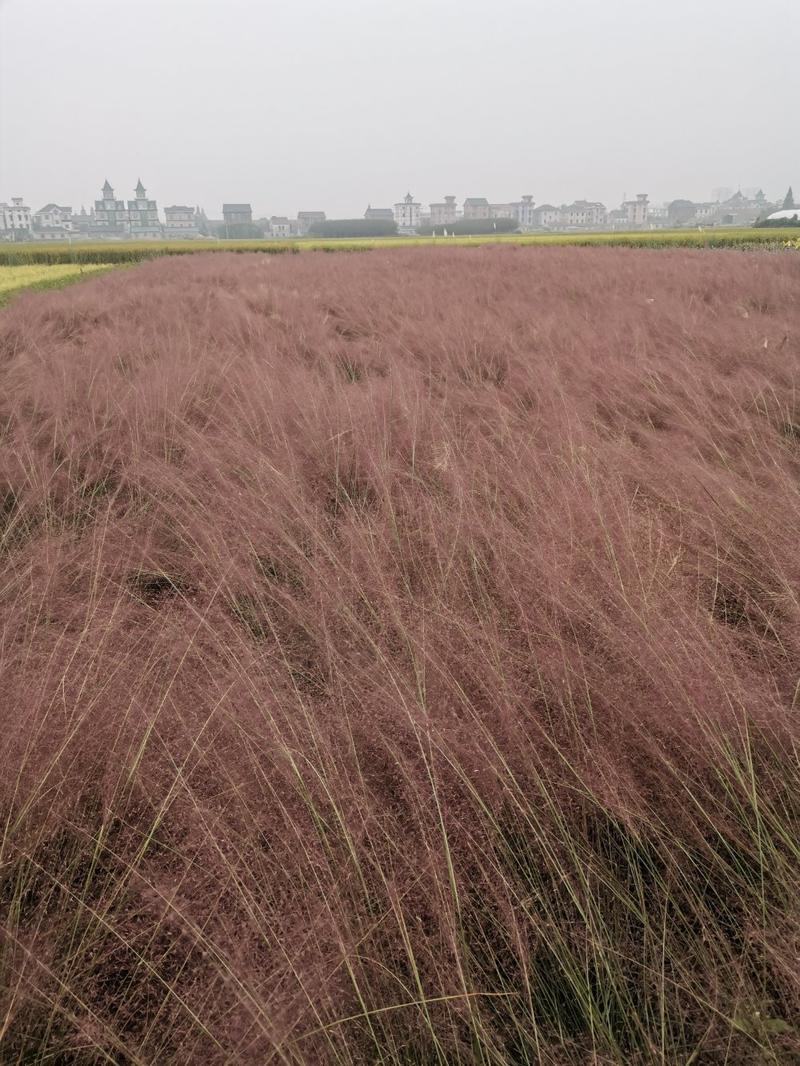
[90, 179, 162, 237]
[195, 207, 210, 236]
[74, 206, 94, 236]
[127, 179, 161, 238]
[92, 179, 129, 235]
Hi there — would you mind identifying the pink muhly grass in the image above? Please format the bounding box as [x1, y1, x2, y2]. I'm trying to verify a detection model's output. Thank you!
[0, 246, 799, 1064]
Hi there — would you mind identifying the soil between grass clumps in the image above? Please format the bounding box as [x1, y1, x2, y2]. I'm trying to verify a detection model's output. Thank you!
[0, 246, 799, 1065]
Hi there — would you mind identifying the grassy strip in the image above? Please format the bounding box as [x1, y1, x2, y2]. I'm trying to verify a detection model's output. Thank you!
[0, 264, 116, 306]
[1, 227, 800, 264]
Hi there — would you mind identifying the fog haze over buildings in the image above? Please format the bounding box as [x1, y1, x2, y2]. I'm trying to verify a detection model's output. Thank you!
[1, 0, 797, 217]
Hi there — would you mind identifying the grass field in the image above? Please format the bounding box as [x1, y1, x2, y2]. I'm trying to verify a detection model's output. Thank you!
[0, 263, 115, 304]
[1, 246, 799, 1064]
[1, 226, 800, 265]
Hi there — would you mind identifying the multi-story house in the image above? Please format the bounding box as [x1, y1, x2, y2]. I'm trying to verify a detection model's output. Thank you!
[693, 203, 718, 221]
[488, 197, 537, 227]
[364, 206, 395, 221]
[560, 200, 607, 228]
[646, 203, 669, 228]
[90, 179, 160, 237]
[717, 190, 765, 226]
[666, 190, 772, 229]
[92, 180, 129, 235]
[33, 204, 74, 237]
[269, 216, 292, 238]
[512, 195, 536, 228]
[164, 205, 200, 238]
[394, 192, 421, 230]
[666, 200, 697, 226]
[463, 197, 491, 220]
[430, 195, 458, 226]
[222, 204, 253, 226]
[531, 204, 560, 228]
[623, 193, 649, 227]
[297, 211, 326, 235]
[128, 180, 161, 238]
[585, 200, 607, 227]
[607, 208, 628, 229]
[1, 197, 32, 238]
[558, 203, 583, 228]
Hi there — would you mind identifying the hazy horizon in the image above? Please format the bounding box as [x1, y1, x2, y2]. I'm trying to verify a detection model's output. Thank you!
[1, 0, 797, 218]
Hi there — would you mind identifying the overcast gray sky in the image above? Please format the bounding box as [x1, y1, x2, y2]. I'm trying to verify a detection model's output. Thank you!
[1, 0, 797, 217]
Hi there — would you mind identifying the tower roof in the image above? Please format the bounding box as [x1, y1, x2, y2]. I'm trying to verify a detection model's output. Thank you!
[102, 179, 114, 195]
[135, 178, 146, 196]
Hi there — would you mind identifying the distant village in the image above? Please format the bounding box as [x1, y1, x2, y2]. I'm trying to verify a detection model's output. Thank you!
[0, 179, 796, 241]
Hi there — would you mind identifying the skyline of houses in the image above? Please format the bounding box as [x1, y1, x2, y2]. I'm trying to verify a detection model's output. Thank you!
[0, 179, 792, 241]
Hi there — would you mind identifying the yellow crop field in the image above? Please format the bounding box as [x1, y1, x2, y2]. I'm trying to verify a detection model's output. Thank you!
[0, 263, 114, 303]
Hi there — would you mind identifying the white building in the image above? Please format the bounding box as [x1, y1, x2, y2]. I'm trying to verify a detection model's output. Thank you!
[559, 200, 607, 228]
[693, 203, 719, 221]
[394, 192, 421, 230]
[269, 216, 292, 238]
[482, 197, 537, 229]
[531, 204, 560, 228]
[1, 197, 32, 237]
[489, 203, 517, 220]
[164, 205, 200, 238]
[647, 203, 669, 228]
[623, 193, 649, 226]
[34, 204, 73, 228]
[513, 195, 536, 228]
[32, 204, 74, 239]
